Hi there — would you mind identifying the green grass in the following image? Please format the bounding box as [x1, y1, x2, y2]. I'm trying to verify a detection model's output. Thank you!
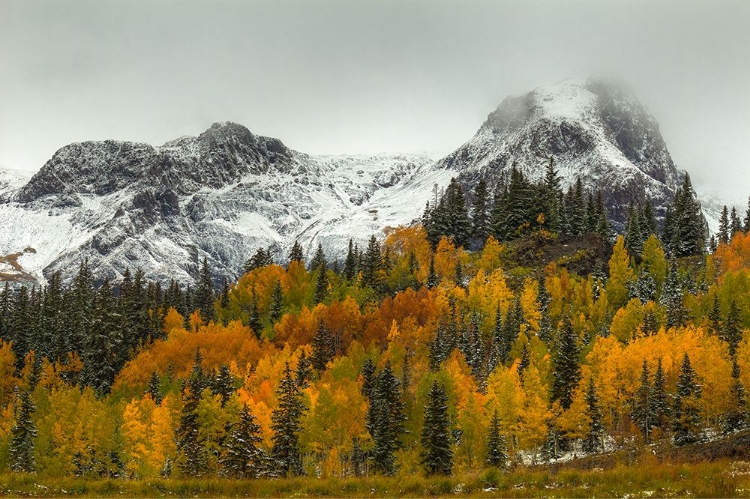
[1, 460, 749, 497]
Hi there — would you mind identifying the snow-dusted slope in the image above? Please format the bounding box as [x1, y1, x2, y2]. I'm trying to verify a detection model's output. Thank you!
[0, 125, 438, 285]
[438, 76, 689, 229]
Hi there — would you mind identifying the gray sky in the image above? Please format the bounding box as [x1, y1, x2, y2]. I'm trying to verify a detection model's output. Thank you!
[1, 0, 749, 201]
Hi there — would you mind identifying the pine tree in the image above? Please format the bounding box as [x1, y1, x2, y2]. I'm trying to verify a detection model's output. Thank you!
[583, 377, 604, 453]
[176, 351, 207, 476]
[744, 196, 750, 233]
[311, 320, 335, 371]
[551, 316, 581, 410]
[9, 389, 37, 473]
[211, 364, 235, 407]
[194, 258, 215, 324]
[271, 363, 306, 477]
[313, 261, 329, 305]
[632, 360, 656, 442]
[652, 358, 671, 432]
[308, 243, 327, 272]
[420, 380, 453, 476]
[662, 260, 688, 328]
[362, 235, 382, 290]
[426, 255, 438, 289]
[288, 241, 304, 266]
[148, 371, 163, 406]
[360, 358, 376, 400]
[665, 175, 705, 258]
[243, 247, 273, 274]
[351, 437, 366, 477]
[541, 156, 562, 233]
[269, 280, 285, 324]
[640, 199, 657, 238]
[220, 404, 264, 478]
[296, 351, 312, 389]
[708, 293, 722, 336]
[343, 239, 358, 281]
[485, 409, 508, 469]
[722, 359, 748, 433]
[83, 279, 121, 394]
[367, 361, 406, 475]
[719, 205, 730, 245]
[731, 207, 743, 237]
[471, 179, 490, 247]
[723, 300, 742, 356]
[625, 204, 644, 255]
[672, 353, 702, 446]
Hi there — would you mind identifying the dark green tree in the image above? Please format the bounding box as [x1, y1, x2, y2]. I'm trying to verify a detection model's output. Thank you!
[194, 258, 215, 324]
[220, 404, 264, 478]
[9, 389, 37, 473]
[271, 363, 306, 477]
[420, 380, 453, 476]
[632, 360, 656, 442]
[311, 320, 335, 371]
[551, 316, 581, 410]
[672, 353, 702, 446]
[484, 409, 508, 469]
[722, 359, 748, 434]
[367, 361, 406, 475]
[288, 241, 304, 266]
[583, 377, 604, 453]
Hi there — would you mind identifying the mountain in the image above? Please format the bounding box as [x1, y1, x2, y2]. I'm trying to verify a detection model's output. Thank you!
[0, 124, 440, 285]
[438, 76, 688, 230]
[0, 76, 701, 286]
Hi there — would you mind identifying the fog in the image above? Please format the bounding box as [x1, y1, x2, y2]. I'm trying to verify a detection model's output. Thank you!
[1, 0, 749, 201]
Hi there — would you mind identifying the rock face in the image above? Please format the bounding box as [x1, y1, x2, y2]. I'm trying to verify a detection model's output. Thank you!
[0, 123, 438, 285]
[0, 77, 701, 286]
[437, 76, 688, 230]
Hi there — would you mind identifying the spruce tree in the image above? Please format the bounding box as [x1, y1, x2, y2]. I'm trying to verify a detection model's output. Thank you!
[485, 409, 508, 469]
[672, 353, 702, 445]
[362, 235, 382, 290]
[427, 255, 438, 289]
[194, 258, 215, 324]
[9, 389, 37, 473]
[731, 207, 743, 237]
[652, 358, 671, 432]
[220, 404, 264, 478]
[471, 179, 490, 246]
[632, 360, 656, 442]
[308, 243, 327, 272]
[367, 361, 406, 475]
[244, 247, 273, 274]
[176, 351, 207, 476]
[420, 380, 453, 476]
[148, 371, 163, 406]
[719, 205, 730, 245]
[551, 316, 581, 410]
[269, 280, 285, 324]
[211, 364, 235, 407]
[583, 377, 604, 453]
[744, 196, 750, 233]
[343, 239, 358, 281]
[360, 358, 376, 400]
[295, 351, 312, 389]
[311, 320, 335, 371]
[288, 241, 304, 266]
[723, 300, 742, 356]
[313, 261, 329, 305]
[271, 363, 306, 477]
[722, 359, 748, 433]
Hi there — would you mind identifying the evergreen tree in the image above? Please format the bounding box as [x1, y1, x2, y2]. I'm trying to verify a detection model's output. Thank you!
[731, 207, 743, 237]
[313, 261, 329, 305]
[583, 377, 604, 453]
[662, 260, 688, 328]
[672, 353, 702, 446]
[243, 247, 273, 274]
[148, 371, 163, 406]
[9, 389, 37, 473]
[367, 361, 407, 475]
[211, 364, 235, 408]
[551, 316, 581, 410]
[640, 199, 657, 238]
[194, 258, 215, 324]
[744, 196, 750, 233]
[269, 280, 285, 324]
[360, 358, 376, 400]
[652, 358, 671, 432]
[220, 404, 264, 478]
[351, 437, 366, 477]
[296, 351, 312, 389]
[719, 205, 730, 245]
[632, 360, 656, 442]
[471, 179, 490, 246]
[426, 255, 438, 289]
[542, 156, 562, 233]
[271, 363, 306, 477]
[707, 293, 722, 336]
[83, 279, 121, 394]
[485, 409, 508, 469]
[625, 204, 644, 255]
[420, 380, 453, 476]
[723, 300, 742, 356]
[176, 351, 207, 476]
[288, 241, 304, 266]
[722, 359, 748, 433]
[343, 239, 358, 281]
[311, 320, 335, 371]
[308, 243, 327, 272]
[362, 235, 382, 290]
[664, 175, 705, 258]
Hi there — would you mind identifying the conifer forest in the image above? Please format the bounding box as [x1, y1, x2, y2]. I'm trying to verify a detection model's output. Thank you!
[1, 161, 750, 497]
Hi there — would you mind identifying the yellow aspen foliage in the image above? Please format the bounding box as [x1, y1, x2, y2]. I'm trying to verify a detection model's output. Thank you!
[557, 387, 588, 441]
[610, 298, 646, 342]
[477, 236, 503, 272]
[384, 225, 432, 283]
[163, 307, 184, 335]
[607, 236, 635, 312]
[520, 278, 541, 333]
[0, 340, 18, 409]
[434, 236, 458, 283]
[517, 361, 550, 453]
[641, 235, 667, 295]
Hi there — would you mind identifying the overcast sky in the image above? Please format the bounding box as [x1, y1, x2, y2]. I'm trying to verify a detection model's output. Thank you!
[1, 0, 749, 201]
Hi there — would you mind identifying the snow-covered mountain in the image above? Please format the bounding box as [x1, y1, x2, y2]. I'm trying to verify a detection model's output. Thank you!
[0, 76, 703, 286]
[438, 76, 689, 230]
[0, 123, 441, 285]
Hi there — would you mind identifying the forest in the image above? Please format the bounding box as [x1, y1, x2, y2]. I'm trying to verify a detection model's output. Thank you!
[1, 164, 750, 497]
